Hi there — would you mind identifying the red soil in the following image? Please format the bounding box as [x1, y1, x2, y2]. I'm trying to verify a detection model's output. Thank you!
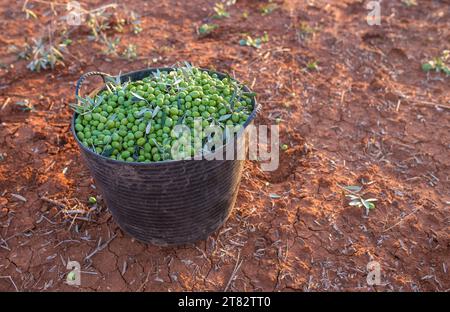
[0, 0, 448, 291]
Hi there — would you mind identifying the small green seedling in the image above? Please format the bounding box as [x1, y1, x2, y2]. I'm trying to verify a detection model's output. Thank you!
[422, 50, 450, 76]
[239, 32, 269, 49]
[113, 17, 126, 33]
[212, 3, 230, 19]
[401, 0, 418, 7]
[338, 184, 378, 215]
[122, 44, 138, 60]
[346, 195, 377, 215]
[8, 44, 30, 60]
[306, 60, 319, 71]
[129, 11, 143, 34]
[86, 5, 116, 40]
[26, 38, 67, 72]
[85, 5, 142, 40]
[62, 39, 73, 46]
[260, 2, 278, 16]
[198, 23, 219, 37]
[15, 100, 34, 112]
[101, 34, 121, 56]
[297, 22, 317, 42]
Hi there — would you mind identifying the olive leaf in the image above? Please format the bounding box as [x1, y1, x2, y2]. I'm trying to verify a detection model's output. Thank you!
[152, 106, 160, 118]
[101, 147, 113, 157]
[152, 69, 162, 80]
[95, 95, 104, 106]
[71, 94, 103, 115]
[160, 111, 167, 128]
[229, 84, 238, 111]
[136, 108, 150, 117]
[130, 91, 146, 101]
[121, 77, 131, 90]
[132, 146, 139, 160]
[181, 62, 194, 81]
[115, 72, 122, 85]
[104, 75, 114, 84]
[145, 121, 152, 134]
[69, 103, 83, 114]
[105, 83, 113, 93]
[152, 138, 165, 155]
[184, 61, 193, 72]
[342, 185, 363, 193]
[218, 114, 232, 122]
[85, 95, 95, 106]
[177, 112, 186, 125]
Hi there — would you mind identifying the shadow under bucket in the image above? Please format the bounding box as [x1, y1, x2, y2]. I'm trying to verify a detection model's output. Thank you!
[71, 67, 260, 246]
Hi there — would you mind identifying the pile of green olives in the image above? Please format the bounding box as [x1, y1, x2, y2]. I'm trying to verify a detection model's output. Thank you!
[73, 66, 255, 162]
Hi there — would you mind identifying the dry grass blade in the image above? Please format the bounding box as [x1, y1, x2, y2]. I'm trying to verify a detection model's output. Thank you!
[41, 196, 67, 209]
[383, 207, 422, 232]
[0, 276, 19, 292]
[85, 233, 117, 261]
[224, 251, 243, 291]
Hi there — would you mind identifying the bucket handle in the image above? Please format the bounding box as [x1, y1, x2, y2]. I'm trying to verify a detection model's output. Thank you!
[75, 71, 113, 103]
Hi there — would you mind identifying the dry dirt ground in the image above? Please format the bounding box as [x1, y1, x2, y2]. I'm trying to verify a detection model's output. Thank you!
[0, 0, 449, 291]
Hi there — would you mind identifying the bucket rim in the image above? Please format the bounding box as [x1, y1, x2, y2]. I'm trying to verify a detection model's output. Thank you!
[71, 67, 260, 166]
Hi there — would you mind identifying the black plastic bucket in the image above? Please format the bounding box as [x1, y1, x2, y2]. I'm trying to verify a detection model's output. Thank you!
[71, 68, 260, 245]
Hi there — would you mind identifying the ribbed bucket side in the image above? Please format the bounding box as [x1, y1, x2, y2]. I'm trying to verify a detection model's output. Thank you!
[80, 150, 244, 245]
